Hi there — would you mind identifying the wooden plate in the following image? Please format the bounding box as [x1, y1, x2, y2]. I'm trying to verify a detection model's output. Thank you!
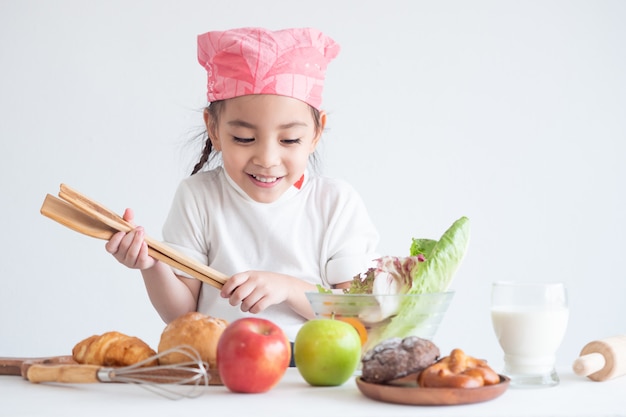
[356, 374, 510, 406]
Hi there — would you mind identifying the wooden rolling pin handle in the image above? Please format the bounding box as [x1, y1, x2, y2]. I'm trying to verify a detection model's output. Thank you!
[573, 352, 605, 376]
[572, 335, 626, 382]
[26, 364, 101, 383]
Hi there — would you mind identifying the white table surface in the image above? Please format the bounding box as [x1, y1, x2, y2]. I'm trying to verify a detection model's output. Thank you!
[2, 367, 625, 417]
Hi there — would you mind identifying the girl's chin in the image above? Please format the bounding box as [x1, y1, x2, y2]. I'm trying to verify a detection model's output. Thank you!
[245, 184, 289, 203]
[247, 192, 283, 203]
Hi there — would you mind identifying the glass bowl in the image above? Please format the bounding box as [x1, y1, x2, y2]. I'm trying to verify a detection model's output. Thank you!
[305, 291, 455, 354]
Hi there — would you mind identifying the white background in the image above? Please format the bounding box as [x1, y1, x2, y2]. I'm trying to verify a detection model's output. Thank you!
[1, 0, 624, 372]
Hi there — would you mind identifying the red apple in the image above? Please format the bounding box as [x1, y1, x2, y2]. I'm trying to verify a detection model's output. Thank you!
[216, 317, 291, 393]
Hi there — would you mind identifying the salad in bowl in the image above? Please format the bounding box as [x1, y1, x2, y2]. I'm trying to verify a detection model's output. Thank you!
[307, 216, 470, 353]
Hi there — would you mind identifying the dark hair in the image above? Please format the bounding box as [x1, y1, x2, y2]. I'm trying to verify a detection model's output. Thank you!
[190, 100, 324, 175]
[190, 101, 225, 175]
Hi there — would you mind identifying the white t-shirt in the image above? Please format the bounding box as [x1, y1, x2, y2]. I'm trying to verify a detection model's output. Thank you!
[162, 167, 379, 340]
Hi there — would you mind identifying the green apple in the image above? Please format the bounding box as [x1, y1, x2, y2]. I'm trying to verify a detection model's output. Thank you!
[294, 319, 361, 386]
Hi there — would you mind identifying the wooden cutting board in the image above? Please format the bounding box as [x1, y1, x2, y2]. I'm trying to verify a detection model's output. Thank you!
[0, 356, 76, 378]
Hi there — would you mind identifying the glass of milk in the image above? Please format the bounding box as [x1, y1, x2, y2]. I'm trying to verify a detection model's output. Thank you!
[491, 281, 569, 388]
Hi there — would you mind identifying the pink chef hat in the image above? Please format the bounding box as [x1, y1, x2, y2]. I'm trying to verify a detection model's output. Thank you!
[197, 27, 340, 110]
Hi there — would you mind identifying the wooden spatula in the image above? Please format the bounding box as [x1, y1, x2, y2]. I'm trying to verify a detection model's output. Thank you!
[40, 190, 227, 289]
[40, 194, 119, 240]
[57, 184, 228, 288]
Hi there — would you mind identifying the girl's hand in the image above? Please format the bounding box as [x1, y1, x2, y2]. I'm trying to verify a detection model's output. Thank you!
[220, 271, 298, 314]
[105, 208, 156, 270]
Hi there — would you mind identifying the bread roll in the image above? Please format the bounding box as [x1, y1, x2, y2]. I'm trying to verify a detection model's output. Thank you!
[158, 312, 229, 368]
[72, 331, 158, 367]
[418, 348, 500, 388]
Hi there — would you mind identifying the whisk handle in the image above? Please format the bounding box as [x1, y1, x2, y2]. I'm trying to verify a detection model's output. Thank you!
[26, 364, 101, 383]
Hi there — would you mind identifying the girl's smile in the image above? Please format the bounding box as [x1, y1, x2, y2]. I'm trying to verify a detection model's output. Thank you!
[249, 174, 282, 186]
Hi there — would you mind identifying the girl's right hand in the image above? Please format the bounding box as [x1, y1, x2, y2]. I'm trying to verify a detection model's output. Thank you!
[104, 208, 156, 270]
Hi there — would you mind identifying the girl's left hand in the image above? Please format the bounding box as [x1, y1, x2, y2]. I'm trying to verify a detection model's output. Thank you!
[220, 271, 292, 314]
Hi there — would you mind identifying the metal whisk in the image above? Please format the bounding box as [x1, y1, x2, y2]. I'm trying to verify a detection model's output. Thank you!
[26, 345, 211, 400]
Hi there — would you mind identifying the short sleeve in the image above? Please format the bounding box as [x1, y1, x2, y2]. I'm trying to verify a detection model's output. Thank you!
[321, 183, 379, 286]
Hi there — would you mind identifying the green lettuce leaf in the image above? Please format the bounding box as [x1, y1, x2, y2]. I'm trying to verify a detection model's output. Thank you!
[408, 216, 470, 294]
[344, 269, 376, 294]
[315, 284, 332, 294]
[409, 239, 437, 258]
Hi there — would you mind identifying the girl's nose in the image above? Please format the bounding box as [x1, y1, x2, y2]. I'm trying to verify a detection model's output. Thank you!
[253, 140, 281, 168]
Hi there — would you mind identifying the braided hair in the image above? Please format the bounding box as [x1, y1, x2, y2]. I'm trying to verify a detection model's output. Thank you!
[190, 101, 225, 175]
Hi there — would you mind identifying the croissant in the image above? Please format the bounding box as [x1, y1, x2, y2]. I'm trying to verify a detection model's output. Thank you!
[72, 331, 158, 367]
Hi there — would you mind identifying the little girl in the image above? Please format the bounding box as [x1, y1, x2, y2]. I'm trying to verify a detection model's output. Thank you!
[105, 27, 379, 343]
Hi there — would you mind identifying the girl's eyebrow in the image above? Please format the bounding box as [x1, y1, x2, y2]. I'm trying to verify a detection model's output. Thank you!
[227, 120, 309, 129]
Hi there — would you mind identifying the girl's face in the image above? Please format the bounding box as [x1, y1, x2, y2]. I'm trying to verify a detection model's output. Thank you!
[206, 94, 324, 203]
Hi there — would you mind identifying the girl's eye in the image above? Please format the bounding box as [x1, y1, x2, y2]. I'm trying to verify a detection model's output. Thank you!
[282, 139, 302, 145]
[233, 137, 254, 143]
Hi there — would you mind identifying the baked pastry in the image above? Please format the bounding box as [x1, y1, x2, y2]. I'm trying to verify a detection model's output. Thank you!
[158, 311, 229, 368]
[418, 348, 500, 388]
[72, 331, 158, 367]
[361, 336, 440, 383]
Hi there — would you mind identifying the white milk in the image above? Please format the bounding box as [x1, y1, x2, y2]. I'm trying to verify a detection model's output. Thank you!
[491, 306, 569, 375]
